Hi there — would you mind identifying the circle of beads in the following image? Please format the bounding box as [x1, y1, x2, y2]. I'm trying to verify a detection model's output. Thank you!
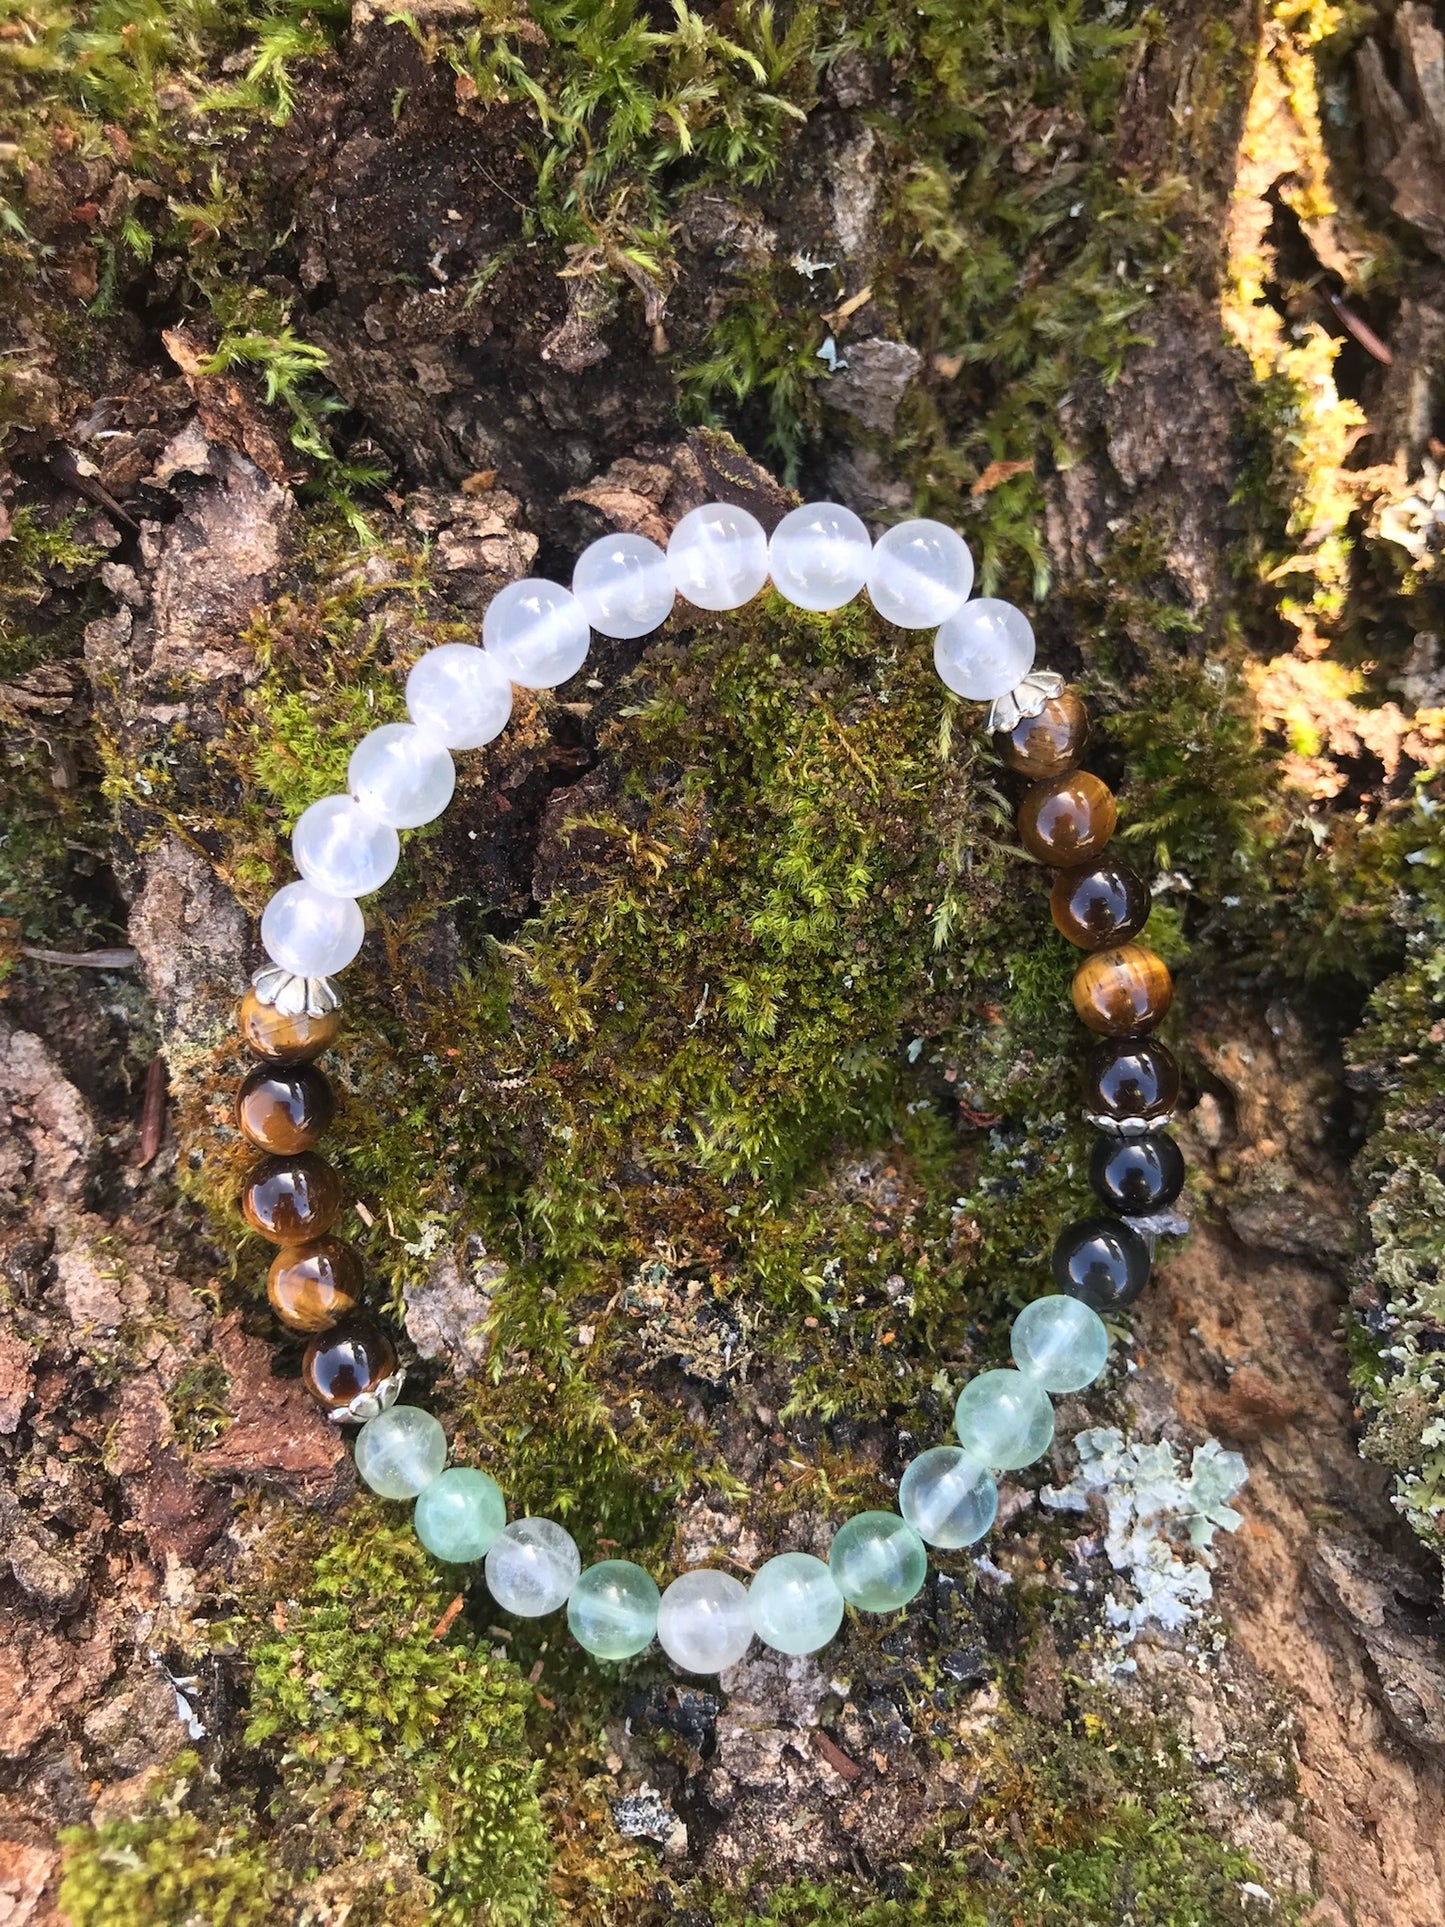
[225, 505, 1188, 1676]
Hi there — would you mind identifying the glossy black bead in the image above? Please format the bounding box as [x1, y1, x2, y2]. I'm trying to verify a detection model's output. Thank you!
[1084, 1035, 1181, 1126]
[1089, 1131, 1185, 1215]
[1052, 1215, 1152, 1312]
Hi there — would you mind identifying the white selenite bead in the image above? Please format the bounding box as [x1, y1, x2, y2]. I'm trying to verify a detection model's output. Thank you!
[899, 1446, 998, 1549]
[292, 794, 399, 899]
[933, 598, 1036, 700]
[656, 1568, 753, 1674]
[666, 502, 770, 611]
[482, 578, 591, 688]
[572, 533, 676, 639]
[261, 880, 364, 977]
[348, 723, 456, 829]
[406, 643, 513, 749]
[866, 518, 974, 627]
[767, 501, 872, 611]
[1011, 1294, 1110, 1393]
[354, 1405, 447, 1501]
[484, 1517, 581, 1616]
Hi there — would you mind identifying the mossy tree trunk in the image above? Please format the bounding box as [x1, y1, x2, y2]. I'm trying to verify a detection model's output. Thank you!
[4, 3, 1445, 1923]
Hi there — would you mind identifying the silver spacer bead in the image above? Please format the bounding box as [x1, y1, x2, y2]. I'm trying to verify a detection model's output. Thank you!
[1084, 1109, 1178, 1138]
[251, 964, 342, 1020]
[986, 669, 1065, 734]
[1123, 1205, 1190, 1241]
[328, 1367, 406, 1426]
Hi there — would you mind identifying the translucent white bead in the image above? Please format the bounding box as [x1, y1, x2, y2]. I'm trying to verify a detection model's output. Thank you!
[866, 519, 974, 628]
[348, 723, 455, 829]
[292, 794, 399, 899]
[656, 1568, 753, 1674]
[572, 533, 676, 639]
[354, 1405, 447, 1501]
[767, 502, 872, 612]
[954, 1368, 1055, 1470]
[406, 643, 513, 749]
[747, 1552, 844, 1655]
[261, 880, 364, 977]
[899, 1446, 998, 1549]
[934, 598, 1036, 699]
[484, 1516, 581, 1616]
[482, 578, 591, 688]
[666, 502, 770, 611]
[1011, 1294, 1110, 1393]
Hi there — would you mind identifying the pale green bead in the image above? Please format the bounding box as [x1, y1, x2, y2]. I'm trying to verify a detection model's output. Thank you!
[1011, 1294, 1110, 1393]
[899, 1446, 998, 1548]
[567, 1560, 660, 1659]
[954, 1367, 1055, 1470]
[748, 1552, 844, 1655]
[828, 1511, 928, 1613]
[354, 1405, 447, 1501]
[414, 1466, 506, 1564]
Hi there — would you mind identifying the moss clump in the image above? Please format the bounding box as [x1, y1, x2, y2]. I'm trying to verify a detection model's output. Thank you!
[1345, 784, 1445, 1563]
[58, 1755, 287, 1927]
[242, 1517, 552, 1925]
[695, 1694, 1300, 1926]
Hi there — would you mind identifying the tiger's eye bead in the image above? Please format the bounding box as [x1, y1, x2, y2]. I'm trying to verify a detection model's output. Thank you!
[1089, 1131, 1186, 1215]
[1072, 943, 1173, 1036]
[241, 1152, 342, 1243]
[1051, 859, 1150, 951]
[237, 987, 340, 1065]
[1085, 1035, 1181, 1127]
[267, 1237, 364, 1332]
[303, 1317, 398, 1416]
[1018, 771, 1117, 866]
[237, 1064, 335, 1154]
[996, 689, 1089, 779]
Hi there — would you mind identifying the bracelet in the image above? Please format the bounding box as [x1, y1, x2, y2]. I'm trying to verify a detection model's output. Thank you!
[225, 501, 1188, 1675]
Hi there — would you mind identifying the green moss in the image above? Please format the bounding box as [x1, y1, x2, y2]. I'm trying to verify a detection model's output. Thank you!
[59, 1756, 288, 1927]
[1344, 786, 1445, 1562]
[695, 1694, 1302, 1925]
[244, 1518, 552, 1924]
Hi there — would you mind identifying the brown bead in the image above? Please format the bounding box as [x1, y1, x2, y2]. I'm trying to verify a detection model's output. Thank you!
[1071, 943, 1173, 1036]
[1051, 858, 1150, 951]
[996, 689, 1090, 779]
[1085, 1035, 1181, 1125]
[1018, 771, 1117, 866]
[268, 1238, 364, 1333]
[240, 1152, 343, 1243]
[303, 1317, 398, 1417]
[237, 1063, 335, 1154]
[238, 987, 341, 1065]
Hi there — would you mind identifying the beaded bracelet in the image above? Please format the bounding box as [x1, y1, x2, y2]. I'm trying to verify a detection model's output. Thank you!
[226, 501, 1186, 1675]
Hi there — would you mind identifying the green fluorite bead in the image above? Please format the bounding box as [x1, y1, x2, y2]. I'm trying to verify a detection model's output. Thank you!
[828, 1511, 928, 1613]
[748, 1552, 844, 1655]
[414, 1466, 506, 1563]
[1010, 1293, 1110, 1393]
[954, 1367, 1055, 1470]
[567, 1560, 660, 1659]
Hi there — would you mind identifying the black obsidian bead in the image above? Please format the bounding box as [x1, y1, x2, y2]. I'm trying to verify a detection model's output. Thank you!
[1084, 1035, 1181, 1127]
[1052, 1215, 1152, 1312]
[1089, 1132, 1185, 1215]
